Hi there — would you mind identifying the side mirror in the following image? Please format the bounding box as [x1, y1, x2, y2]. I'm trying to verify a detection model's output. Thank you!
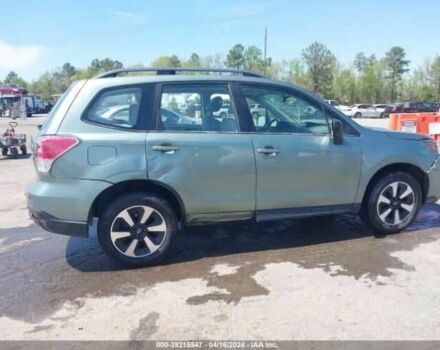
[332, 120, 344, 145]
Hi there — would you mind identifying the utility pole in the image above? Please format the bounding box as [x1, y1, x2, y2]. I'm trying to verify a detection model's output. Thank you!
[263, 27, 267, 74]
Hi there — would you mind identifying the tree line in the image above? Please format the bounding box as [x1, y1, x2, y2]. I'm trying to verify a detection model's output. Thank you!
[3, 42, 440, 104]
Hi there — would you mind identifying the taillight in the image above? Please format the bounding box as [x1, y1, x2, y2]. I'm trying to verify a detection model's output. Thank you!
[35, 135, 79, 173]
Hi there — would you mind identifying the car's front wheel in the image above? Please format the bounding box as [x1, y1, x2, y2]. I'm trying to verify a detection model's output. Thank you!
[354, 112, 362, 118]
[361, 172, 422, 235]
[98, 192, 177, 266]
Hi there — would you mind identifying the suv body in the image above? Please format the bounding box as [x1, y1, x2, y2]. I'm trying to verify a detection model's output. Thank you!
[27, 68, 440, 265]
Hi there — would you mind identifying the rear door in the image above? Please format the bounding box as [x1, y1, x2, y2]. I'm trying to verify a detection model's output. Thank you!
[146, 82, 256, 221]
[236, 83, 362, 215]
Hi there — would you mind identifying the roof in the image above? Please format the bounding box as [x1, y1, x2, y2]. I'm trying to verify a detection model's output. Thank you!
[94, 67, 265, 78]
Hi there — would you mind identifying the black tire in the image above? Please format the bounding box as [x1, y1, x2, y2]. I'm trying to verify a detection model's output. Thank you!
[10, 147, 18, 158]
[1, 147, 7, 156]
[20, 145, 27, 155]
[220, 112, 227, 118]
[354, 112, 362, 118]
[361, 172, 422, 235]
[97, 192, 177, 266]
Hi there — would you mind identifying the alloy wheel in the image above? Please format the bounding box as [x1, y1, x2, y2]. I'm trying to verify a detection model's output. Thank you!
[376, 181, 415, 226]
[110, 205, 167, 258]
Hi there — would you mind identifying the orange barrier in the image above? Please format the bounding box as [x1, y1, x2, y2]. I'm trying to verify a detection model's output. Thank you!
[389, 113, 440, 138]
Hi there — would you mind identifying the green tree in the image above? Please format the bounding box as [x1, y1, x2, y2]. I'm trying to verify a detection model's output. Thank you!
[225, 44, 245, 69]
[353, 52, 376, 73]
[384, 46, 410, 101]
[200, 54, 225, 68]
[185, 53, 201, 67]
[243, 45, 265, 72]
[90, 58, 123, 72]
[428, 56, 440, 101]
[358, 61, 386, 103]
[286, 59, 311, 89]
[30, 72, 56, 100]
[302, 42, 336, 96]
[61, 62, 77, 77]
[151, 55, 181, 67]
[4, 71, 28, 88]
[74, 58, 123, 79]
[332, 65, 357, 104]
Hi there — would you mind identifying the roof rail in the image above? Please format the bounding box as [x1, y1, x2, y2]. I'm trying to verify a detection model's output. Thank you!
[94, 67, 265, 79]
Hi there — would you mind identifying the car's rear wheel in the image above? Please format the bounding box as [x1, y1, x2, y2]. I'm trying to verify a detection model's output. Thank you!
[354, 112, 362, 118]
[98, 192, 177, 266]
[361, 172, 422, 234]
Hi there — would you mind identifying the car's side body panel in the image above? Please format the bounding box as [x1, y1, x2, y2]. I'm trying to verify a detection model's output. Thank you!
[251, 133, 363, 209]
[354, 127, 436, 204]
[146, 132, 256, 215]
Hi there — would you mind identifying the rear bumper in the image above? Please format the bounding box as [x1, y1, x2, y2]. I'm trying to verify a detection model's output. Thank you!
[29, 209, 88, 237]
[26, 176, 112, 237]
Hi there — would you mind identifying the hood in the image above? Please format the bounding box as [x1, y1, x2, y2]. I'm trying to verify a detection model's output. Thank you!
[366, 126, 431, 141]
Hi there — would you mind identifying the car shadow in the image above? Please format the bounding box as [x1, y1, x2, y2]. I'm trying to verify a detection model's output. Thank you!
[66, 203, 440, 273]
[0, 153, 31, 160]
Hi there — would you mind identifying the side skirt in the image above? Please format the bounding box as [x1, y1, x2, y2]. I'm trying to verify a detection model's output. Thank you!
[256, 204, 361, 222]
[186, 204, 361, 225]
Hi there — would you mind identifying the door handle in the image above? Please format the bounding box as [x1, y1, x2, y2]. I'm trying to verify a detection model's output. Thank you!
[257, 146, 280, 155]
[152, 144, 180, 153]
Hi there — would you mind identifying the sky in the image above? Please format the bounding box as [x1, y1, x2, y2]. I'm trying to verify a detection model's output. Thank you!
[0, 0, 439, 81]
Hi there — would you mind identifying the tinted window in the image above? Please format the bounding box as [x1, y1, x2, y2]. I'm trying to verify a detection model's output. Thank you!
[242, 85, 330, 134]
[85, 87, 142, 128]
[159, 84, 238, 132]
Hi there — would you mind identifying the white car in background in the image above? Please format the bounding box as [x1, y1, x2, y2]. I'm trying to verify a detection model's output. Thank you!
[341, 104, 383, 118]
[324, 100, 347, 111]
[373, 104, 390, 118]
[213, 103, 232, 118]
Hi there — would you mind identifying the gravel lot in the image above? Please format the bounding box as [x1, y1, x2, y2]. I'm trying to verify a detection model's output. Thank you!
[1, 116, 440, 340]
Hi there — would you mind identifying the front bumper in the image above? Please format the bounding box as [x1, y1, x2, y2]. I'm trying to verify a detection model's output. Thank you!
[427, 155, 440, 202]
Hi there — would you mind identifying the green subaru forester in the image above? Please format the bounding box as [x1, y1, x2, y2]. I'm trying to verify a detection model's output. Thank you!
[26, 68, 440, 266]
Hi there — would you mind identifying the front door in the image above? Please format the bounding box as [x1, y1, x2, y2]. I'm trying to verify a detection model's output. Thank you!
[239, 84, 362, 214]
[146, 82, 256, 221]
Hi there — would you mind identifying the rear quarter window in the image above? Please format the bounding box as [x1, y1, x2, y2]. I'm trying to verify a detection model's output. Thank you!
[83, 87, 142, 129]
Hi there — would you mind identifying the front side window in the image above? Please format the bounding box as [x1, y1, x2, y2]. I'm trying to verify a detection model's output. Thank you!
[159, 84, 238, 132]
[242, 85, 330, 134]
[85, 87, 142, 128]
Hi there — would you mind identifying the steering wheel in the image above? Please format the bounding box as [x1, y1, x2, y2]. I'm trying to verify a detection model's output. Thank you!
[263, 118, 278, 131]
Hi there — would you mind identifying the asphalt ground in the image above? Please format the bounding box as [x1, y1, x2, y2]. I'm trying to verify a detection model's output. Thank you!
[1, 116, 440, 340]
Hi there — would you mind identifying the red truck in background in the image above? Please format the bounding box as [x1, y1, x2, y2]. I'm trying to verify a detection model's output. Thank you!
[0, 84, 27, 96]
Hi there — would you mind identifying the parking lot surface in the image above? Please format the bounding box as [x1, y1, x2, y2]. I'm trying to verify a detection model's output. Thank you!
[1, 117, 440, 340]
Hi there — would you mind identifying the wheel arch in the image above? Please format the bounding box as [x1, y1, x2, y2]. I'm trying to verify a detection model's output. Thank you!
[88, 179, 186, 225]
[362, 163, 429, 207]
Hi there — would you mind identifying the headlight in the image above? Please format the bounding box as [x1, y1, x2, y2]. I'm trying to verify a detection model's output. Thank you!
[424, 140, 438, 153]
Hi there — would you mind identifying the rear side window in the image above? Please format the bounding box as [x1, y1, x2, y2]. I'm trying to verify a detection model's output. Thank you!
[158, 84, 239, 132]
[84, 87, 142, 129]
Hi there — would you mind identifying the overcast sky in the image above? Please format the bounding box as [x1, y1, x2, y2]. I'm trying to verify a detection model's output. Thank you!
[1, 0, 439, 80]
